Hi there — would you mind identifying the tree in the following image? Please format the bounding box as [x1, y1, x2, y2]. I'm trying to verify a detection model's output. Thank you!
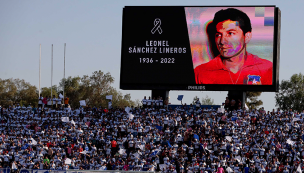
[201, 95, 215, 105]
[0, 78, 16, 106]
[275, 73, 304, 112]
[41, 86, 58, 98]
[107, 89, 136, 108]
[78, 70, 115, 107]
[0, 78, 38, 107]
[246, 91, 263, 109]
[21, 84, 38, 106]
[59, 76, 81, 107]
[192, 95, 215, 105]
[0, 70, 136, 108]
[59, 70, 136, 108]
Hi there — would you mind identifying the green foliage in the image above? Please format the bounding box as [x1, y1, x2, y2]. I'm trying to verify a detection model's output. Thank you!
[59, 76, 81, 107]
[0, 70, 136, 109]
[41, 85, 58, 98]
[275, 73, 304, 112]
[59, 70, 136, 108]
[0, 78, 38, 107]
[201, 95, 215, 105]
[192, 95, 215, 105]
[108, 89, 136, 108]
[245, 91, 263, 109]
[80, 71, 114, 107]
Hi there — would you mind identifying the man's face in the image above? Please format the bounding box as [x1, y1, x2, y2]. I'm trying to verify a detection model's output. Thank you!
[215, 20, 250, 58]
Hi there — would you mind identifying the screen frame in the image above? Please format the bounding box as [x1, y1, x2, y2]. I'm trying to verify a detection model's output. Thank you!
[120, 6, 280, 92]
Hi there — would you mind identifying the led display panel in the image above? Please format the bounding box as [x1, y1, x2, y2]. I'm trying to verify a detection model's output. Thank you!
[120, 6, 280, 91]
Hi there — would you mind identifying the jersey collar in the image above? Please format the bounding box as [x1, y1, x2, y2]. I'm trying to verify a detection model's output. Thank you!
[212, 52, 264, 71]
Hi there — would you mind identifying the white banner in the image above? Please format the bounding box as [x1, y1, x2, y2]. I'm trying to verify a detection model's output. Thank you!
[293, 118, 301, 122]
[206, 149, 213, 153]
[138, 144, 145, 150]
[32, 138, 37, 145]
[79, 100, 86, 106]
[106, 95, 113, 100]
[128, 113, 134, 120]
[226, 167, 233, 173]
[245, 103, 249, 110]
[119, 149, 126, 155]
[235, 156, 241, 162]
[125, 106, 131, 113]
[80, 151, 89, 154]
[65, 158, 71, 164]
[70, 120, 75, 125]
[61, 117, 69, 122]
[297, 165, 302, 173]
[225, 136, 232, 142]
[287, 138, 296, 146]
[12, 162, 17, 169]
[218, 108, 225, 113]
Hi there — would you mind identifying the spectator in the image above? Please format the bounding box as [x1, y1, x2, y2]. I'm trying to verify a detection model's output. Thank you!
[1, 97, 304, 173]
[64, 96, 69, 108]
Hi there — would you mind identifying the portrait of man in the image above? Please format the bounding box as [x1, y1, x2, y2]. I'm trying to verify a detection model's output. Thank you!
[189, 8, 273, 85]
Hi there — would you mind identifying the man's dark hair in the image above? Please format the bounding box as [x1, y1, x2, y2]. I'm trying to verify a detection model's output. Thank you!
[212, 8, 252, 35]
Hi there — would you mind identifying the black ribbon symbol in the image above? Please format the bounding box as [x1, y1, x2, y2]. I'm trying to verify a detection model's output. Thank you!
[151, 18, 162, 34]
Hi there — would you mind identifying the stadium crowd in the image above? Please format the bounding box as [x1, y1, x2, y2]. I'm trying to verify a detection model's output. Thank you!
[0, 96, 304, 173]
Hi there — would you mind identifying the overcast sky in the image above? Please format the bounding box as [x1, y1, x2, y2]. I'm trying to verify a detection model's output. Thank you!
[1, 0, 303, 111]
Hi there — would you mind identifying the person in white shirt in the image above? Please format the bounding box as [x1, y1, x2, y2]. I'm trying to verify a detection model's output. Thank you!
[282, 167, 289, 173]
[159, 97, 164, 108]
[142, 96, 147, 108]
[195, 98, 201, 110]
[57, 96, 62, 108]
[155, 97, 160, 109]
[47, 96, 52, 108]
[52, 95, 57, 109]
[151, 97, 156, 109]
[38, 96, 43, 108]
[147, 97, 152, 108]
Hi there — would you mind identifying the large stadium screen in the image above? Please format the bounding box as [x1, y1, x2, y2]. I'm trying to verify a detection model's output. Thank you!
[120, 6, 280, 91]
